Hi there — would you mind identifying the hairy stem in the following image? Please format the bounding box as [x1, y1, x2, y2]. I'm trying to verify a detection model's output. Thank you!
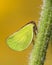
[29, 0, 52, 65]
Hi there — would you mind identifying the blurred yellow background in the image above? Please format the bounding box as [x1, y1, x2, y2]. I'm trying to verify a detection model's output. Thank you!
[0, 0, 52, 65]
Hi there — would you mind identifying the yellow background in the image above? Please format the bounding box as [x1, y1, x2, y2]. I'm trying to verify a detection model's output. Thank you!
[0, 0, 52, 65]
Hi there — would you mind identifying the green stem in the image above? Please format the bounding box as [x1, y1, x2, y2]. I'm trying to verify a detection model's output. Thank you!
[29, 0, 52, 65]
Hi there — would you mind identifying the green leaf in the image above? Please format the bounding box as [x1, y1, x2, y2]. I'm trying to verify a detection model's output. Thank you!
[6, 23, 34, 51]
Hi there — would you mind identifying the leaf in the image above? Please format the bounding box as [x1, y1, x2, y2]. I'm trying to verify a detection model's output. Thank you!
[6, 23, 35, 51]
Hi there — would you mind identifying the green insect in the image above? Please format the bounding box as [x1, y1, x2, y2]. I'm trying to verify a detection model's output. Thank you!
[6, 21, 37, 51]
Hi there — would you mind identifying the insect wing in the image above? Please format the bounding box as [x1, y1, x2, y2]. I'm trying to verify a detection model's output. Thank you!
[6, 24, 34, 51]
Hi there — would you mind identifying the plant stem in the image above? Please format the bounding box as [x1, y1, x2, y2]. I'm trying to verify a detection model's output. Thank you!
[29, 0, 52, 65]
